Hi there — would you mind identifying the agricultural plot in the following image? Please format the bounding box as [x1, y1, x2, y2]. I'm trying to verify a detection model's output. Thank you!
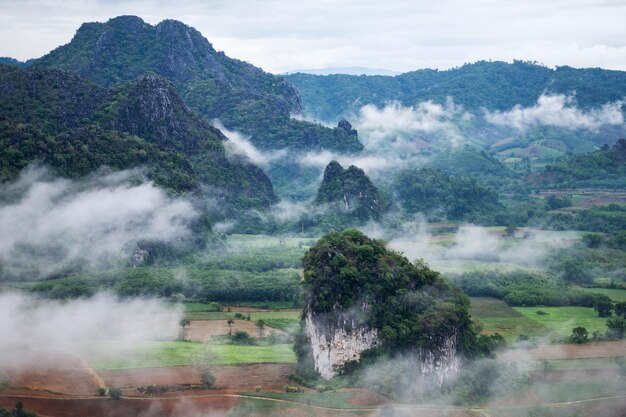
[469, 297, 544, 340]
[82, 341, 296, 370]
[514, 306, 609, 337]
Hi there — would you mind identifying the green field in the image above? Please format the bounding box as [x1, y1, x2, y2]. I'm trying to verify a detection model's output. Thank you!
[469, 297, 545, 340]
[514, 306, 608, 337]
[185, 310, 300, 323]
[578, 288, 626, 302]
[84, 341, 296, 370]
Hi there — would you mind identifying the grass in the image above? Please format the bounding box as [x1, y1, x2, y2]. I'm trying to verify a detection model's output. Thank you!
[578, 288, 626, 302]
[469, 297, 545, 340]
[84, 341, 296, 370]
[228, 301, 297, 310]
[534, 381, 626, 402]
[262, 318, 300, 332]
[514, 306, 608, 337]
[239, 391, 366, 409]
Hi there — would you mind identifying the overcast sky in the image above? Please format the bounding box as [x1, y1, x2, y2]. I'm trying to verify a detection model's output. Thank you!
[1, 0, 625, 74]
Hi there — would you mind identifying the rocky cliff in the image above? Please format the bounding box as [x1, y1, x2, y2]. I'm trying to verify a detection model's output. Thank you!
[303, 308, 461, 383]
[297, 230, 476, 386]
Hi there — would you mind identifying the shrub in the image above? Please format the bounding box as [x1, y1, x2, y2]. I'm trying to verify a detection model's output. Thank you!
[97, 387, 107, 396]
[108, 387, 123, 400]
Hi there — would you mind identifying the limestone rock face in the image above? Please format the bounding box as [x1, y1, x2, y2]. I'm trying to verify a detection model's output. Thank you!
[304, 310, 380, 379]
[304, 309, 460, 383]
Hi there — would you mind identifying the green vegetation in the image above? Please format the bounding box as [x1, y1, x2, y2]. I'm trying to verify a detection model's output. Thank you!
[452, 270, 613, 307]
[313, 160, 387, 225]
[514, 307, 608, 336]
[85, 341, 296, 370]
[287, 61, 626, 120]
[393, 168, 503, 222]
[0, 65, 277, 214]
[297, 229, 486, 378]
[34, 16, 362, 154]
[469, 297, 544, 340]
[534, 381, 626, 403]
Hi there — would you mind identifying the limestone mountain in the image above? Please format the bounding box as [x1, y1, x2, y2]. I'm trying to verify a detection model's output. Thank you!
[296, 229, 480, 383]
[315, 161, 386, 222]
[33, 16, 363, 153]
[0, 64, 276, 211]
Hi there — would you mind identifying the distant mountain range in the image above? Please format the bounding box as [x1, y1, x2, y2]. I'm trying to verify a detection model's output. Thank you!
[286, 67, 401, 76]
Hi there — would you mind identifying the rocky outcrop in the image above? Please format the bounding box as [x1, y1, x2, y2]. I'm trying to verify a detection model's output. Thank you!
[304, 308, 461, 383]
[304, 310, 380, 379]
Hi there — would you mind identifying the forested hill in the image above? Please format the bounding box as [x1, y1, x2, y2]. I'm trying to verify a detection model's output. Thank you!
[32, 15, 363, 153]
[285, 61, 626, 121]
[0, 64, 277, 211]
[315, 161, 387, 222]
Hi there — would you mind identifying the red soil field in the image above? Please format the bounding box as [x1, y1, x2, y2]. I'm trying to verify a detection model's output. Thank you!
[0, 393, 237, 417]
[499, 340, 626, 361]
[100, 363, 296, 392]
[1, 350, 103, 395]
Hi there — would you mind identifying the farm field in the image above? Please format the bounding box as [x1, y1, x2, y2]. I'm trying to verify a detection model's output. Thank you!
[514, 306, 609, 337]
[469, 297, 545, 340]
[81, 341, 296, 370]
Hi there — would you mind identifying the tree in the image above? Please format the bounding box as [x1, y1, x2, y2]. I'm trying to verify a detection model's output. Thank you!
[606, 317, 626, 339]
[227, 318, 235, 335]
[178, 318, 191, 341]
[256, 319, 266, 338]
[194, 343, 218, 390]
[108, 387, 123, 400]
[570, 326, 588, 344]
[538, 360, 553, 382]
[593, 297, 613, 317]
[615, 302, 626, 318]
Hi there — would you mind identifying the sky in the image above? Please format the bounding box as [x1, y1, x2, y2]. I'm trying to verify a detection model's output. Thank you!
[0, 0, 625, 74]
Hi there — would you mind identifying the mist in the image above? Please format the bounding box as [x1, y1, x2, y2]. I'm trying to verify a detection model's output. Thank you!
[216, 121, 288, 166]
[0, 166, 198, 279]
[0, 291, 181, 369]
[485, 94, 625, 131]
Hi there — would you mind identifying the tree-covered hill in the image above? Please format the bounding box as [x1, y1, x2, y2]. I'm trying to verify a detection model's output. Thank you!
[315, 161, 387, 222]
[533, 139, 626, 188]
[285, 60, 626, 121]
[0, 64, 276, 211]
[33, 16, 363, 153]
[393, 168, 504, 222]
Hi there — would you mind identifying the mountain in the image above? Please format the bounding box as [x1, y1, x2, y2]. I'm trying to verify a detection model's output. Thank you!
[33, 16, 363, 153]
[315, 160, 387, 222]
[296, 229, 479, 383]
[0, 64, 277, 211]
[285, 60, 626, 120]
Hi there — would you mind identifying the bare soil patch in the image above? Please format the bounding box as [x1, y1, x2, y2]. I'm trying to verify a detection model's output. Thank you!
[185, 320, 286, 342]
[100, 363, 296, 392]
[0, 394, 237, 417]
[499, 340, 626, 361]
[343, 388, 389, 406]
[1, 350, 103, 395]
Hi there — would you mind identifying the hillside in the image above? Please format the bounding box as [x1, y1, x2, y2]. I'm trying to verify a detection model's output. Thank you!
[315, 161, 387, 223]
[286, 61, 626, 120]
[33, 16, 363, 153]
[0, 64, 277, 211]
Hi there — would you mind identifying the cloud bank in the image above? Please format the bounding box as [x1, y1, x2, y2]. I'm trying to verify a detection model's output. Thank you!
[216, 121, 287, 166]
[485, 94, 624, 130]
[0, 166, 198, 279]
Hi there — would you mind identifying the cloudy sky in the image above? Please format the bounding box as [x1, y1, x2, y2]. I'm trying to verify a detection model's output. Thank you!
[0, 0, 625, 74]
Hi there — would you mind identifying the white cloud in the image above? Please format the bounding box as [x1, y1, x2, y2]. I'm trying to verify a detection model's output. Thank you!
[353, 99, 469, 150]
[485, 94, 624, 130]
[216, 121, 287, 165]
[0, 166, 198, 278]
